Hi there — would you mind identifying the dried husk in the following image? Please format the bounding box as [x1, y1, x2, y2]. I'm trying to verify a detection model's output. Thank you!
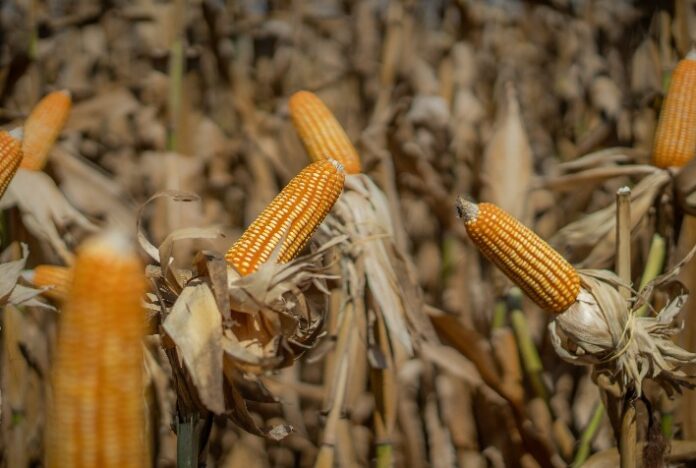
[140, 191, 342, 439]
[549, 256, 696, 397]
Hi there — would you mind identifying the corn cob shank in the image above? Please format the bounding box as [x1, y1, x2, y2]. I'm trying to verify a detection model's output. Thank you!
[652, 51, 696, 168]
[21, 90, 72, 171]
[289, 91, 362, 174]
[0, 131, 23, 197]
[457, 198, 580, 314]
[46, 233, 148, 467]
[226, 159, 345, 276]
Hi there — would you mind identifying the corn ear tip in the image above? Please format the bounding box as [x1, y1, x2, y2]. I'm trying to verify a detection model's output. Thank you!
[456, 197, 478, 222]
[8, 127, 23, 142]
[327, 157, 345, 174]
[81, 230, 135, 258]
[21, 269, 35, 282]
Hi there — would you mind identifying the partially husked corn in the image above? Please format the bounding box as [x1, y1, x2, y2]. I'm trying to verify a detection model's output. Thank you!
[32, 265, 72, 303]
[652, 51, 696, 168]
[21, 90, 72, 171]
[226, 159, 345, 276]
[289, 91, 362, 174]
[0, 131, 23, 197]
[46, 233, 148, 467]
[457, 198, 580, 314]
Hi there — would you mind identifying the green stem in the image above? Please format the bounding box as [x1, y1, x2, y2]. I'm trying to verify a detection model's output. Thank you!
[376, 443, 393, 468]
[573, 403, 605, 467]
[167, 37, 184, 152]
[491, 299, 507, 330]
[508, 290, 548, 402]
[176, 413, 200, 468]
[635, 234, 667, 318]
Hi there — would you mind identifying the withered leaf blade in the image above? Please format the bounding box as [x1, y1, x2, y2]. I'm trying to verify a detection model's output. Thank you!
[0, 169, 98, 264]
[163, 281, 225, 414]
[480, 83, 533, 224]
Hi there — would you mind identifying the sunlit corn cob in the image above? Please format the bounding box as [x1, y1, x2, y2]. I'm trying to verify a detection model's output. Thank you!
[652, 51, 696, 168]
[46, 233, 148, 467]
[31, 265, 72, 302]
[226, 159, 345, 276]
[288, 90, 362, 174]
[0, 131, 23, 197]
[457, 198, 580, 314]
[21, 90, 72, 171]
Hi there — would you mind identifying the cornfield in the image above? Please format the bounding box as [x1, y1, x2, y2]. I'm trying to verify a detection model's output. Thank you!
[2, 1, 696, 467]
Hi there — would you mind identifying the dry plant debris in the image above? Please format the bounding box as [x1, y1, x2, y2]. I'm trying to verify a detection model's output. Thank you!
[3, 1, 696, 467]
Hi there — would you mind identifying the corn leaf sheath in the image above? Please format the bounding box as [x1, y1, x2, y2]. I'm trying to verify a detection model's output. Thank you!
[457, 199, 580, 314]
[225, 159, 346, 276]
[652, 51, 696, 168]
[289, 91, 362, 174]
[46, 234, 148, 467]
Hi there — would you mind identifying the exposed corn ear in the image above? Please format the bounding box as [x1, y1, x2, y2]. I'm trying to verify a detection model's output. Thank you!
[31, 265, 72, 302]
[21, 90, 72, 171]
[652, 50, 696, 168]
[226, 159, 345, 276]
[457, 198, 580, 314]
[289, 91, 362, 174]
[46, 232, 148, 467]
[0, 131, 23, 197]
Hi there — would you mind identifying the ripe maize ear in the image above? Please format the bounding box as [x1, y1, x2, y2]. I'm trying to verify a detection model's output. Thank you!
[46, 233, 148, 467]
[0, 131, 23, 197]
[21, 90, 72, 171]
[226, 159, 345, 276]
[289, 91, 362, 174]
[457, 198, 580, 314]
[652, 51, 696, 168]
[32, 265, 72, 303]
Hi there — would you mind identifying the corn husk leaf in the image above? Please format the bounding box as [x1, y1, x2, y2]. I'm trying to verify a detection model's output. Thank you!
[0, 243, 50, 309]
[163, 281, 225, 414]
[550, 259, 696, 397]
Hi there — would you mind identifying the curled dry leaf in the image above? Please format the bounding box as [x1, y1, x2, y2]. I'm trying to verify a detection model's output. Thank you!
[0, 169, 98, 263]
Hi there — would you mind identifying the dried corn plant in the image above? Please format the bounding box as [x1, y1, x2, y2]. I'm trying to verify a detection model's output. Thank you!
[3, 0, 696, 467]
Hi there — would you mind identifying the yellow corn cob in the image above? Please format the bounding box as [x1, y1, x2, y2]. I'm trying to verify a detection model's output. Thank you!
[0, 131, 23, 197]
[226, 159, 345, 276]
[31, 265, 72, 302]
[46, 233, 148, 467]
[288, 91, 362, 174]
[457, 198, 580, 314]
[652, 51, 696, 168]
[21, 90, 72, 171]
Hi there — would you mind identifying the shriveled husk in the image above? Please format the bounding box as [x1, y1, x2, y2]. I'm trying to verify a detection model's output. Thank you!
[139, 191, 343, 439]
[319, 173, 438, 355]
[549, 248, 696, 397]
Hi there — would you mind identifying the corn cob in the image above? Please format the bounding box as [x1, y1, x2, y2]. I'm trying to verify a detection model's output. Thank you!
[21, 90, 72, 171]
[457, 198, 580, 314]
[226, 159, 345, 276]
[288, 91, 362, 174]
[46, 232, 148, 467]
[31, 265, 72, 302]
[0, 131, 23, 197]
[652, 50, 696, 168]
